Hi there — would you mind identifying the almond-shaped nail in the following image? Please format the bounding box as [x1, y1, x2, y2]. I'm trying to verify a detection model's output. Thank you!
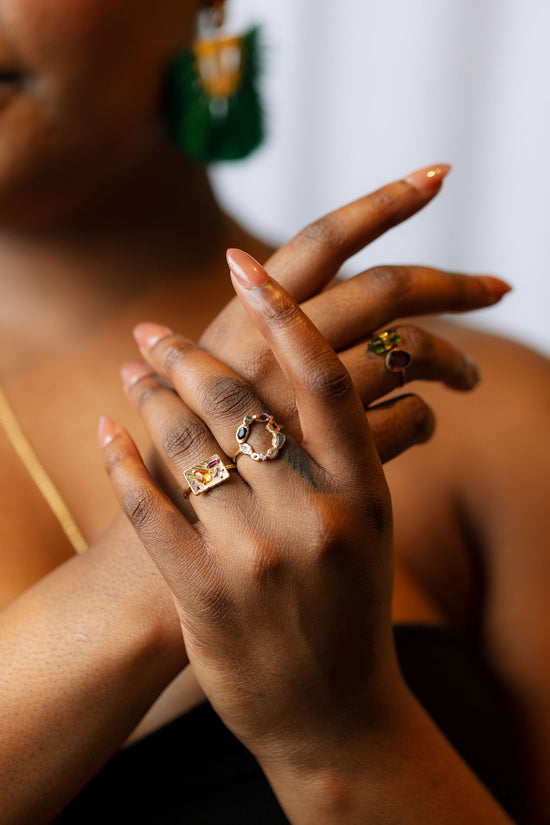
[121, 360, 155, 391]
[477, 276, 513, 303]
[133, 322, 173, 351]
[406, 164, 451, 192]
[227, 248, 270, 289]
[97, 415, 119, 448]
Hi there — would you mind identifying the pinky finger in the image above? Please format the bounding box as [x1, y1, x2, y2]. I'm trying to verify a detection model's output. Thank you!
[97, 416, 203, 599]
[367, 394, 435, 464]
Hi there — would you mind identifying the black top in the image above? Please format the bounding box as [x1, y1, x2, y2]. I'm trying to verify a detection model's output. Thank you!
[55, 624, 527, 824]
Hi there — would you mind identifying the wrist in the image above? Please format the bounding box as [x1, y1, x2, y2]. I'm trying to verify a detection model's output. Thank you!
[256, 666, 412, 824]
[84, 512, 186, 665]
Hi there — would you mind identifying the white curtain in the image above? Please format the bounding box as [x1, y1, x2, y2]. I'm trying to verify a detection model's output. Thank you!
[211, 0, 550, 356]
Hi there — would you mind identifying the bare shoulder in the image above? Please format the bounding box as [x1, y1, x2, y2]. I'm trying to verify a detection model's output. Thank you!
[388, 317, 550, 623]
[388, 318, 550, 810]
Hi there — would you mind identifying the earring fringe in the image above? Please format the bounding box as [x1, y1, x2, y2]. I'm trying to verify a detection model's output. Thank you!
[165, 26, 265, 164]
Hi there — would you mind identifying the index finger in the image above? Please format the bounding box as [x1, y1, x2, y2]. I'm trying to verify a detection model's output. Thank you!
[264, 163, 451, 301]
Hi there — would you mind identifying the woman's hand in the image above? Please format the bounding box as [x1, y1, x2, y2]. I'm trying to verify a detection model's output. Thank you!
[100, 251, 514, 824]
[101, 250, 398, 762]
[200, 165, 510, 463]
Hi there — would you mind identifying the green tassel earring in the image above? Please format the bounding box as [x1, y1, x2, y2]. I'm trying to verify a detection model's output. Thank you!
[165, 3, 265, 164]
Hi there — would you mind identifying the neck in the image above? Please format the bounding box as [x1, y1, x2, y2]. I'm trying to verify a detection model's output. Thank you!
[1, 145, 226, 279]
[0, 144, 253, 377]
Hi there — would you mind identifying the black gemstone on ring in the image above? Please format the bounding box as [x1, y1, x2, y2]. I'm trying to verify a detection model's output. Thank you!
[386, 349, 411, 372]
[237, 426, 248, 441]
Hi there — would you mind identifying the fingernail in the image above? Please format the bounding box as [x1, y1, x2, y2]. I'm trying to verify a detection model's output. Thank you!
[406, 164, 452, 192]
[97, 415, 119, 448]
[133, 322, 173, 351]
[121, 360, 155, 391]
[226, 248, 270, 289]
[477, 275, 513, 303]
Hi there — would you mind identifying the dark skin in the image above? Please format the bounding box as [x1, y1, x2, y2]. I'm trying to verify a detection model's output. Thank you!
[0, 0, 548, 821]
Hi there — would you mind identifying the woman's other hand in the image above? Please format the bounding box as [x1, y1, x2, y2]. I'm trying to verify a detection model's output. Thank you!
[200, 165, 510, 463]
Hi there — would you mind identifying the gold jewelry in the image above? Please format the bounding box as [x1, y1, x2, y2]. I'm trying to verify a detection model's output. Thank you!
[194, 2, 243, 101]
[0, 388, 87, 554]
[183, 454, 237, 497]
[234, 413, 286, 462]
[165, 0, 265, 163]
[368, 329, 411, 386]
[384, 348, 412, 385]
[368, 329, 402, 354]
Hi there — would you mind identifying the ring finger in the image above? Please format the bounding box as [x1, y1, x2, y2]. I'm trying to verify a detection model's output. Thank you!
[342, 324, 480, 405]
[120, 361, 249, 510]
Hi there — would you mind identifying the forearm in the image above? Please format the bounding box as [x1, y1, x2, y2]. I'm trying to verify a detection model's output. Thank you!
[261, 685, 515, 825]
[0, 513, 186, 825]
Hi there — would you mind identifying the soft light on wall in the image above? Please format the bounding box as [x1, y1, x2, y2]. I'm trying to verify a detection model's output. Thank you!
[211, 0, 550, 356]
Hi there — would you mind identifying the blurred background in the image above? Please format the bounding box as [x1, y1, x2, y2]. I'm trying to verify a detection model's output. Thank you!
[210, 0, 550, 356]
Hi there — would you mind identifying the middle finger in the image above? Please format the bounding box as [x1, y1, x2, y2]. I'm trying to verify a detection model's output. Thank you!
[301, 265, 511, 352]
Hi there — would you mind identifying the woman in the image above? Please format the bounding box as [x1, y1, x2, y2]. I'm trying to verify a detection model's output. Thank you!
[0, 0, 547, 822]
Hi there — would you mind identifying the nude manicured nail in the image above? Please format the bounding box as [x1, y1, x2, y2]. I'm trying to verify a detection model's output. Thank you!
[121, 360, 155, 390]
[226, 248, 270, 289]
[97, 415, 119, 448]
[477, 275, 513, 303]
[133, 322, 173, 350]
[406, 164, 452, 191]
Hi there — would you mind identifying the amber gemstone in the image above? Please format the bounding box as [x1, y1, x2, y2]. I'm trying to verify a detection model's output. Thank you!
[194, 470, 212, 484]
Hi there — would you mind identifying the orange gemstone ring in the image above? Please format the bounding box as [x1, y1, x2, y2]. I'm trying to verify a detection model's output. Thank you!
[183, 454, 237, 497]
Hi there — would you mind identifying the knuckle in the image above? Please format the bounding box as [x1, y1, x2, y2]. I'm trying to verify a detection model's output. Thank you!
[132, 380, 163, 411]
[365, 186, 409, 233]
[160, 338, 194, 379]
[261, 289, 302, 329]
[299, 353, 354, 401]
[201, 374, 254, 425]
[446, 273, 470, 311]
[368, 188, 398, 213]
[367, 265, 413, 303]
[159, 418, 209, 463]
[103, 443, 128, 476]
[123, 484, 160, 530]
[246, 544, 286, 587]
[298, 213, 344, 253]
[400, 324, 433, 364]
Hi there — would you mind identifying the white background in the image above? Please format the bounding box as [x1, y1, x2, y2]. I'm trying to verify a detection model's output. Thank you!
[211, 1, 550, 356]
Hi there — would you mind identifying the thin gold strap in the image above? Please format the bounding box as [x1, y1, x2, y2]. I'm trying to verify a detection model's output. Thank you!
[0, 388, 87, 554]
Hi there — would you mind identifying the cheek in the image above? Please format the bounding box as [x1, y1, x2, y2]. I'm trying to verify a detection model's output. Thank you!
[0, 0, 196, 223]
[4, 0, 194, 118]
